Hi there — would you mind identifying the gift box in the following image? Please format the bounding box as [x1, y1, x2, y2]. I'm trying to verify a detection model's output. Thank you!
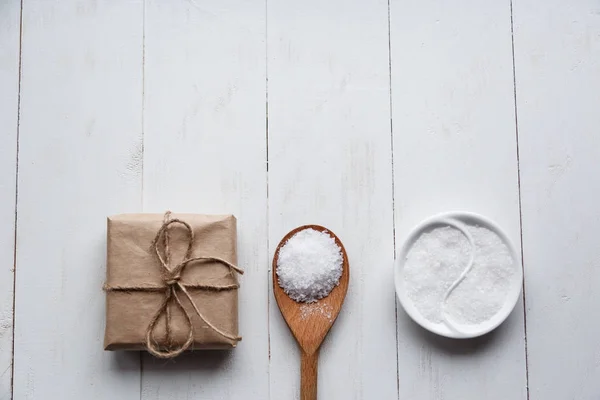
[103, 212, 243, 358]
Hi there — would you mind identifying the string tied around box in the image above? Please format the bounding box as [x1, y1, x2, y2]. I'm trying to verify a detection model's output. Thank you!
[103, 211, 243, 358]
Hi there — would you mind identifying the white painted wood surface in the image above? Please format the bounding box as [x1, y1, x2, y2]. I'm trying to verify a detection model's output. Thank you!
[3, 0, 600, 398]
[267, 0, 398, 398]
[0, 1, 20, 398]
[13, 0, 143, 398]
[390, 0, 527, 398]
[513, 0, 600, 399]
[141, 0, 268, 399]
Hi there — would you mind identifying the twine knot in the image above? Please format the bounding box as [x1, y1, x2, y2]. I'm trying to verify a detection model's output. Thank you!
[164, 274, 181, 286]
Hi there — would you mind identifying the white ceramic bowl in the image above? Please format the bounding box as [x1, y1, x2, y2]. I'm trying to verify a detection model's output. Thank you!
[394, 212, 523, 338]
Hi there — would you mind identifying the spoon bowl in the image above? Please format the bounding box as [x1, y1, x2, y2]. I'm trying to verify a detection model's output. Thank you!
[272, 225, 349, 400]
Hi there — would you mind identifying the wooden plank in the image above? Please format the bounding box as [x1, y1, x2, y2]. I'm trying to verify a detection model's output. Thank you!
[140, 1, 268, 399]
[512, 0, 600, 398]
[267, 0, 397, 398]
[13, 1, 143, 398]
[390, 0, 527, 398]
[0, 0, 21, 397]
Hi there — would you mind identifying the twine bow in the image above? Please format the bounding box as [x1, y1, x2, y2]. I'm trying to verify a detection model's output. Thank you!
[104, 212, 243, 358]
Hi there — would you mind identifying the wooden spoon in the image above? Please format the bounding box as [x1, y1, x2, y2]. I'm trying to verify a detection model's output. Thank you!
[272, 225, 350, 400]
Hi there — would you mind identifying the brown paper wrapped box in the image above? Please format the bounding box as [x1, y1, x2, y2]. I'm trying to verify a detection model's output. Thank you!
[104, 213, 241, 355]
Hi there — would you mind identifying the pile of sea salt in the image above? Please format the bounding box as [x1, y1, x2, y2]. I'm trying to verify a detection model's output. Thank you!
[402, 224, 517, 326]
[276, 228, 343, 303]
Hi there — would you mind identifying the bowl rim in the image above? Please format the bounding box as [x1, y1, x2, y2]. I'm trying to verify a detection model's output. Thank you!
[394, 211, 523, 339]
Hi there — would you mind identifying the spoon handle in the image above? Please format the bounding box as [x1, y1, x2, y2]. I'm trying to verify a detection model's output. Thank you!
[301, 349, 319, 400]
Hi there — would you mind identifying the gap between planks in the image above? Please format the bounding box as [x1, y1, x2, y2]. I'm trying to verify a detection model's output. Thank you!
[508, 1, 530, 399]
[10, 0, 25, 398]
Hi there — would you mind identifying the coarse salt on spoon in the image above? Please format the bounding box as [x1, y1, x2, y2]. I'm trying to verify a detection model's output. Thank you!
[272, 225, 349, 400]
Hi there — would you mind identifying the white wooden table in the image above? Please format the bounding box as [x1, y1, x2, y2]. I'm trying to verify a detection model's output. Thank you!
[1, 0, 599, 399]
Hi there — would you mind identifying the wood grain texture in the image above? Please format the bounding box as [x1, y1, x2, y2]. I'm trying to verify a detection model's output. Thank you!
[272, 225, 349, 400]
[390, 0, 527, 398]
[141, 0, 268, 398]
[513, 0, 600, 398]
[300, 350, 318, 400]
[267, 0, 398, 398]
[13, 0, 143, 398]
[0, 1, 20, 398]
